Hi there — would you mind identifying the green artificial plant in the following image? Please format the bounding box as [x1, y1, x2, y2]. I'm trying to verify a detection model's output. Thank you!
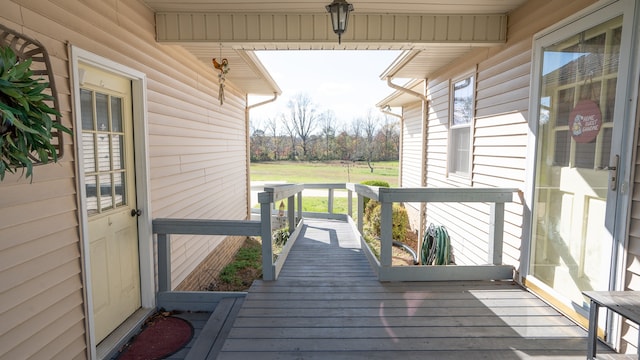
[0, 45, 71, 181]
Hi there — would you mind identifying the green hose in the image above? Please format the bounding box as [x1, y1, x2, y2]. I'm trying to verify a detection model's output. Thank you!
[421, 224, 453, 265]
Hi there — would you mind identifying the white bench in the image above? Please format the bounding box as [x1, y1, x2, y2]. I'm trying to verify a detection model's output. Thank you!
[583, 291, 640, 359]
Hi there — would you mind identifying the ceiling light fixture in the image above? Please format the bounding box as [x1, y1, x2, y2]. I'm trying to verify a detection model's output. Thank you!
[325, 0, 354, 44]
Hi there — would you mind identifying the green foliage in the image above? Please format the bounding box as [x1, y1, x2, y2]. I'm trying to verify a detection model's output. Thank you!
[421, 224, 455, 265]
[363, 199, 380, 224]
[360, 180, 390, 208]
[360, 180, 390, 187]
[0, 46, 72, 181]
[364, 201, 409, 242]
[219, 241, 262, 285]
[273, 227, 289, 246]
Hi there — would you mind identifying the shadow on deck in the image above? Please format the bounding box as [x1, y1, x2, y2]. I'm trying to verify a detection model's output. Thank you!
[203, 218, 614, 360]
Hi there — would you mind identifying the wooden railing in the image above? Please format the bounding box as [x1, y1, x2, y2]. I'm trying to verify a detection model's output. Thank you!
[153, 184, 305, 291]
[299, 183, 354, 219]
[257, 184, 304, 280]
[153, 183, 519, 292]
[347, 184, 519, 281]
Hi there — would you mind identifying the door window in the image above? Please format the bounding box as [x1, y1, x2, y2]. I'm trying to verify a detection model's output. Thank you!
[530, 16, 623, 311]
[81, 89, 128, 215]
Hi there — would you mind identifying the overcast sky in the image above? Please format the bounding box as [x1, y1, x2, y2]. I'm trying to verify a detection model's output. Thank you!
[248, 50, 402, 128]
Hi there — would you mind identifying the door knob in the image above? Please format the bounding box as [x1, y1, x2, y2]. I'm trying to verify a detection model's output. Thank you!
[130, 208, 142, 217]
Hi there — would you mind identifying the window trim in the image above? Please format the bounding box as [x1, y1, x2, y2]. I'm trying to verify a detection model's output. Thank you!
[447, 72, 476, 180]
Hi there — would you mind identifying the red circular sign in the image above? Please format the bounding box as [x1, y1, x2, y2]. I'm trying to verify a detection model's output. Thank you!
[569, 100, 602, 143]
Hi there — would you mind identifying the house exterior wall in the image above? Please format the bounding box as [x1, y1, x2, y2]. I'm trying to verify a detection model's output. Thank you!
[0, 0, 249, 358]
[400, 101, 425, 232]
[420, 0, 599, 268]
[411, 0, 640, 353]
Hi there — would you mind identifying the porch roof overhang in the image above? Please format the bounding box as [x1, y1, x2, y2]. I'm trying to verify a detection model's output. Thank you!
[143, 0, 526, 96]
[376, 78, 424, 108]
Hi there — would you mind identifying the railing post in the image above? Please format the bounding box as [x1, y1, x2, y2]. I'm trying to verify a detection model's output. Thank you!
[380, 201, 393, 268]
[328, 189, 334, 214]
[347, 189, 353, 218]
[357, 194, 364, 234]
[260, 200, 274, 280]
[297, 191, 302, 221]
[288, 195, 295, 230]
[157, 233, 171, 292]
[488, 202, 504, 265]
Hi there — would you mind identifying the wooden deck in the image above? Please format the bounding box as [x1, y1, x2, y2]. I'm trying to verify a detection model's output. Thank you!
[215, 218, 614, 359]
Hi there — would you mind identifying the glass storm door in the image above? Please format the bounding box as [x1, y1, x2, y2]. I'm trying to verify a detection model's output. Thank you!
[528, 0, 636, 326]
[80, 63, 141, 343]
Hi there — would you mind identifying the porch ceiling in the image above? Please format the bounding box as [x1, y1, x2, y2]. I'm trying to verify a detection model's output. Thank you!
[142, 0, 526, 95]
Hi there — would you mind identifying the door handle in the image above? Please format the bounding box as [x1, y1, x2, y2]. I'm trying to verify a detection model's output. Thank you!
[608, 155, 619, 191]
[130, 208, 142, 217]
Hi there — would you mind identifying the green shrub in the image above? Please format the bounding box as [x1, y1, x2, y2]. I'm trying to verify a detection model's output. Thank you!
[360, 180, 390, 208]
[360, 180, 390, 187]
[392, 205, 409, 242]
[273, 227, 289, 246]
[365, 202, 409, 242]
[363, 199, 380, 224]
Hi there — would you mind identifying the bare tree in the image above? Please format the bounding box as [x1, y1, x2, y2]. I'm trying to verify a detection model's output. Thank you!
[350, 117, 363, 160]
[319, 110, 336, 160]
[282, 113, 297, 160]
[379, 114, 399, 160]
[363, 109, 379, 172]
[265, 117, 281, 160]
[284, 93, 318, 159]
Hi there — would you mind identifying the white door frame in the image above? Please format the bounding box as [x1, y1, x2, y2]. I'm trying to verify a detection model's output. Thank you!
[522, 0, 640, 347]
[70, 46, 154, 359]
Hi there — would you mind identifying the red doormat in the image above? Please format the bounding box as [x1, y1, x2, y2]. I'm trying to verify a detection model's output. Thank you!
[116, 315, 194, 360]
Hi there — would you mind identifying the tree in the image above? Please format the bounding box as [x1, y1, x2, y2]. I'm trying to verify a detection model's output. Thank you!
[265, 117, 281, 160]
[363, 109, 378, 172]
[282, 113, 298, 160]
[284, 93, 318, 160]
[379, 114, 399, 160]
[350, 117, 363, 160]
[319, 110, 336, 160]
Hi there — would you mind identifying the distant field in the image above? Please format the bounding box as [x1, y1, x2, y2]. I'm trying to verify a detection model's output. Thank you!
[250, 161, 398, 186]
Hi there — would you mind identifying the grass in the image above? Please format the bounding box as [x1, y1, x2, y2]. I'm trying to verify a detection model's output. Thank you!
[217, 238, 262, 289]
[251, 160, 398, 186]
[273, 196, 356, 215]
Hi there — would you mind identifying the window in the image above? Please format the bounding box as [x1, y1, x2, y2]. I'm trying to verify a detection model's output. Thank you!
[449, 75, 474, 177]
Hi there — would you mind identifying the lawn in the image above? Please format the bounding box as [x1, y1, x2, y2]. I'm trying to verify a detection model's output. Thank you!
[274, 195, 356, 216]
[250, 160, 398, 186]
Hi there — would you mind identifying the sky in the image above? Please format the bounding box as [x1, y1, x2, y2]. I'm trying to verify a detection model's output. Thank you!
[248, 50, 402, 128]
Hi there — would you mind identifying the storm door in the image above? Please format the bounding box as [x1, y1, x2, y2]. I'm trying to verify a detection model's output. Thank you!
[528, 0, 636, 331]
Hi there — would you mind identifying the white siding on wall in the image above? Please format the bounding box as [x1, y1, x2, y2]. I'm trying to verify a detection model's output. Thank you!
[626, 94, 640, 353]
[401, 102, 424, 189]
[401, 102, 425, 232]
[424, 42, 528, 268]
[0, 0, 249, 358]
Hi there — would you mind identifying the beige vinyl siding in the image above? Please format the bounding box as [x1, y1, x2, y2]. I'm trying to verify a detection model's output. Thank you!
[0, 0, 249, 358]
[401, 101, 425, 231]
[420, 0, 598, 270]
[624, 89, 640, 352]
[401, 102, 425, 189]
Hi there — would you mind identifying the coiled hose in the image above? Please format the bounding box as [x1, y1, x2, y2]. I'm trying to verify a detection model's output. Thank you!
[420, 224, 453, 265]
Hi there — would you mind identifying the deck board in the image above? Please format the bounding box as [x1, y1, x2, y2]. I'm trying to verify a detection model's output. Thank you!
[217, 218, 612, 359]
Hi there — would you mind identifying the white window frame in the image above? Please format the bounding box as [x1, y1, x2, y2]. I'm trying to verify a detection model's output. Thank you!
[448, 73, 475, 179]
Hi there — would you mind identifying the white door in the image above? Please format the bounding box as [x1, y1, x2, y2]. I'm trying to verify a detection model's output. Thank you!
[528, 0, 636, 330]
[80, 64, 141, 343]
